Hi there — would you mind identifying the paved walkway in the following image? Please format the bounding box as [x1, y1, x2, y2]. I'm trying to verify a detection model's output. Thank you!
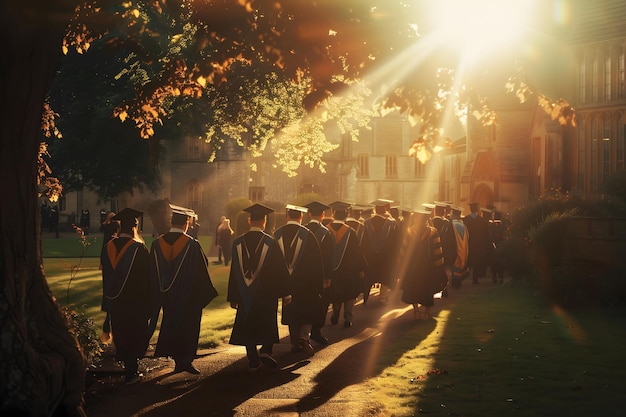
[82, 281, 484, 417]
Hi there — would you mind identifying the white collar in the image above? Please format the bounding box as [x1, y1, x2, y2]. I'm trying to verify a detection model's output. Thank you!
[169, 227, 186, 233]
[249, 226, 264, 232]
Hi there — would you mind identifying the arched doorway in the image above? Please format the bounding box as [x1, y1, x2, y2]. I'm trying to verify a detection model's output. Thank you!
[472, 184, 494, 209]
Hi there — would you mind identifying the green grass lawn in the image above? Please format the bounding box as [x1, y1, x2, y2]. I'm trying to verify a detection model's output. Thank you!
[363, 285, 626, 417]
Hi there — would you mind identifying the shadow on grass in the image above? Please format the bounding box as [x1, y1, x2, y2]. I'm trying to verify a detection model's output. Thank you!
[411, 284, 626, 417]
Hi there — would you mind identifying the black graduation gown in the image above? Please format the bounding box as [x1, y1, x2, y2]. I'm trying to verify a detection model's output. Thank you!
[463, 214, 491, 268]
[399, 226, 447, 307]
[149, 232, 218, 359]
[362, 214, 400, 289]
[306, 220, 334, 320]
[227, 230, 290, 346]
[275, 223, 324, 326]
[327, 222, 366, 302]
[101, 237, 151, 360]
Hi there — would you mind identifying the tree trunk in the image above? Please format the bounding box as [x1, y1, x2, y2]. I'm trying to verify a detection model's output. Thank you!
[1, 2, 87, 416]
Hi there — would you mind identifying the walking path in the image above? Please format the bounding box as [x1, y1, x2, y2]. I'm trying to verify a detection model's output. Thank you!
[83, 279, 484, 417]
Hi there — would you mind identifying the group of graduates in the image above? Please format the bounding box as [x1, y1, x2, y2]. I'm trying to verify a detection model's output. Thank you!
[99, 205, 218, 384]
[99, 197, 507, 381]
[226, 198, 461, 370]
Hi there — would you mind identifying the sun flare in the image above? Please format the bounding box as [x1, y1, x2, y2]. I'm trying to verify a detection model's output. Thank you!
[430, 0, 537, 60]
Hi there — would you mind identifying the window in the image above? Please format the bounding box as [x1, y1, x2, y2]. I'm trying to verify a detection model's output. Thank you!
[618, 123, 625, 171]
[605, 56, 611, 101]
[592, 58, 598, 102]
[186, 180, 200, 213]
[357, 153, 369, 177]
[249, 187, 264, 202]
[187, 137, 201, 159]
[58, 196, 66, 212]
[385, 154, 398, 178]
[414, 157, 425, 177]
[578, 120, 585, 187]
[579, 60, 586, 103]
[590, 119, 599, 192]
[617, 50, 626, 98]
[602, 119, 611, 184]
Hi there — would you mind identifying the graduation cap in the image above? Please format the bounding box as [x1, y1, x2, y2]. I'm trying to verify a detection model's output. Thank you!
[112, 207, 143, 228]
[169, 204, 194, 216]
[286, 204, 307, 218]
[328, 200, 351, 212]
[243, 203, 274, 220]
[412, 209, 431, 217]
[303, 201, 330, 215]
[286, 204, 308, 213]
[450, 205, 464, 217]
[421, 202, 435, 213]
[170, 204, 194, 224]
[370, 198, 394, 207]
[493, 211, 503, 221]
[469, 202, 480, 212]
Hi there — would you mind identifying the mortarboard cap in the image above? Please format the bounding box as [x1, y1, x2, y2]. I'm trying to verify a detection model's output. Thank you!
[303, 201, 330, 215]
[413, 209, 431, 217]
[112, 207, 143, 227]
[370, 198, 394, 207]
[286, 204, 308, 213]
[350, 203, 371, 213]
[286, 204, 307, 218]
[450, 205, 463, 216]
[469, 202, 479, 212]
[493, 211, 503, 221]
[243, 203, 274, 220]
[169, 203, 196, 223]
[421, 202, 435, 212]
[169, 203, 194, 217]
[328, 200, 352, 212]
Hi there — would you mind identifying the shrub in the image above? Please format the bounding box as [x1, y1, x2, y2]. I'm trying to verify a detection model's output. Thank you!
[505, 189, 626, 306]
[61, 305, 103, 367]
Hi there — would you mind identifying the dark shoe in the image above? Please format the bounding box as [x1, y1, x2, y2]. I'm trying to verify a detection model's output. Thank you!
[311, 334, 330, 345]
[299, 339, 315, 357]
[259, 353, 278, 369]
[248, 362, 261, 371]
[174, 363, 201, 374]
[212, 260, 222, 265]
[343, 320, 352, 328]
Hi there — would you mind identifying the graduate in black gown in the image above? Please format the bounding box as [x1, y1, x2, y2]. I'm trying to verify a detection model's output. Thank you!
[398, 209, 448, 320]
[361, 198, 400, 304]
[304, 200, 333, 346]
[327, 201, 367, 328]
[227, 203, 291, 370]
[101, 208, 151, 384]
[275, 204, 324, 356]
[149, 204, 218, 374]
